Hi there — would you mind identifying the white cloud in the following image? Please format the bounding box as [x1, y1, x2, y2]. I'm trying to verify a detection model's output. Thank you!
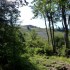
[19, 6, 46, 28]
[19, 6, 33, 20]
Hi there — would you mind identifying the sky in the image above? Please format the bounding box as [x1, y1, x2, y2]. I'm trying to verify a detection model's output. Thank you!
[18, 1, 62, 28]
[18, 6, 46, 28]
[7, 0, 62, 28]
[18, 0, 46, 28]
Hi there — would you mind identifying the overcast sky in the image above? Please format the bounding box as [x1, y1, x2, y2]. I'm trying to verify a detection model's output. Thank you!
[18, 0, 46, 28]
[7, 0, 62, 28]
[19, 0, 62, 28]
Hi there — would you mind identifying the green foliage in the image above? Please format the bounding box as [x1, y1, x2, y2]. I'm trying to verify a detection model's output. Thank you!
[0, 24, 39, 70]
[30, 30, 38, 40]
[29, 55, 70, 70]
[57, 45, 66, 56]
[29, 55, 48, 70]
[34, 48, 44, 54]
[0, 0, 29, 69]
[0, 23, 25, 69]
[32, 0, 70, 55]
[0, 0, 70, 69]
[54, 36, 66, 56]
[24, 30, 53, 56]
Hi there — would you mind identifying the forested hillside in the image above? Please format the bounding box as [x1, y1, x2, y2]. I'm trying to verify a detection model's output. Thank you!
[20, 25, 66, 39]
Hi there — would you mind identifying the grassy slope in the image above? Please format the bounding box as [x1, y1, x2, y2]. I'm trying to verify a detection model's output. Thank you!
[29, 55, 70, 70]
[20, 25, 70, 70]
[21, 54, 70, 70]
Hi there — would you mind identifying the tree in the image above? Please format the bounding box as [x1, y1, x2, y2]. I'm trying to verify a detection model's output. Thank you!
[32, 0, 50, 43]
[0, 0, 27, 70]
[56, 0, 70, 53]
[32, 0, 70, 54]
[32, 0, 57, 53]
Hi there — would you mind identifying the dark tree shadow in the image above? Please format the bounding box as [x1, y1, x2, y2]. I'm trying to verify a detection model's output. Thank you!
[2, 56, 38, 70]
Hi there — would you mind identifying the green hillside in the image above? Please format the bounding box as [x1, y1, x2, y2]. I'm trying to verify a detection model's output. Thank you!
[20, 25, 65, 39]
[20, 25, 47, 39]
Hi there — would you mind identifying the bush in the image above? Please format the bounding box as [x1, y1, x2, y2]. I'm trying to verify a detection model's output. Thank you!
[57, 45, 66, 56]
[54, 36, 65, 56]
[44, 45, 53, 56]
[34, 48, 44, 54]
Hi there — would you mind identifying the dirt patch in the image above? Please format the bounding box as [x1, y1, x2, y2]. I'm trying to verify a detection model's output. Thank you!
[45, 61, 70, 70]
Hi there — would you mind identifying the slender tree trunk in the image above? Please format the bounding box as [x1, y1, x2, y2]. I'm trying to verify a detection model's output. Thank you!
[62, 20, 65, 30]
[48, 17, 53, 47]
[49, 0, 56, 53]
[48, 19, 52, 38]
[50, 13, 56, 53]
[44, 6, 50, 44]
[44, 16, 49, 44]
[62, 5, 69, 49]
[68, 15, 70, 30]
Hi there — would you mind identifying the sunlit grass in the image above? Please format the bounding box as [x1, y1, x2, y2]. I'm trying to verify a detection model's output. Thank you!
[29, 54, 70, 70]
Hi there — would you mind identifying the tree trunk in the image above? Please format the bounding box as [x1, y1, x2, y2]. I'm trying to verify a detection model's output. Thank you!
[62, 5, 69, 49]
[68, 15, 70, 30]
[48, 17, 53, 47]
[44, 16, 50, 44]
[50, 13, 56, 53]
[49, 19, 53, 45]
[62, 20, 65, 30]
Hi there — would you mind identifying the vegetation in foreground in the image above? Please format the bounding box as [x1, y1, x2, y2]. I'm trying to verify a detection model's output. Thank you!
[29, 55, 70, 70]
[0, 0, 70, 70]
[20, 30, 70, 70]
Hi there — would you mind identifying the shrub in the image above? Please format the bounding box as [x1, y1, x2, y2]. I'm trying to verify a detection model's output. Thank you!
[54, 36, 65, 56]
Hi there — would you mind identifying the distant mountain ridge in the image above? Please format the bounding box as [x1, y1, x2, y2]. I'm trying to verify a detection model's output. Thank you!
[20, 25, 64, 39]
[21, 25, 42, 29]
[20, 25, 47, 39]
[23, 25, 37, 28]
